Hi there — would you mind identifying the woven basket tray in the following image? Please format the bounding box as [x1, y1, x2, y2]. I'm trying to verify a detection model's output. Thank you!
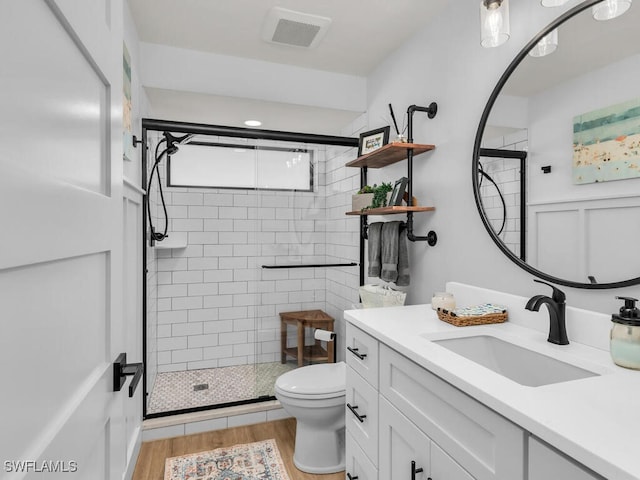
[437, 306, 508, 327]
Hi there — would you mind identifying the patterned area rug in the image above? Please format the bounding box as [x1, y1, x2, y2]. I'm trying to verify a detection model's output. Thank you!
[164, 439, 291, 480]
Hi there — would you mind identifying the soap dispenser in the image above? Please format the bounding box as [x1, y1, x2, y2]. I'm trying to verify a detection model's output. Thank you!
[610, 296, 640, 370]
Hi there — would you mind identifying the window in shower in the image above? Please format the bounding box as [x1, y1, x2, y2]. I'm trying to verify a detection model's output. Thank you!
[167, 142, 313, 191]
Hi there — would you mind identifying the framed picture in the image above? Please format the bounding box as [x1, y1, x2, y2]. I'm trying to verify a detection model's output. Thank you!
[389, 177, 408, 206]
[573, 97, 640, 184]
[358, 126, 390, 156]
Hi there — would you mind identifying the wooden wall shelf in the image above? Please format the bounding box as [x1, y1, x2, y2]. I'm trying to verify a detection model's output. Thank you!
[345, 143, 435, 169]
[346, 206, 435, 216]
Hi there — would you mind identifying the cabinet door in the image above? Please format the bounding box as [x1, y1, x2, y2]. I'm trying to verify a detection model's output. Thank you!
[528, 437, 605, 480]
[379, 397, 430, 480]
[431, 442, 475, 480]
[346, 430, 378, 480]
[346, 366, 379, 465]
[380, 344, 524, 480]
[346, 323, 379, 388]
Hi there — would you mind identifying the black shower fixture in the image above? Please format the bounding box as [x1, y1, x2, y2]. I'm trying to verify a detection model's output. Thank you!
[163, 132, 195, 155]
[147, 132, 195, 245]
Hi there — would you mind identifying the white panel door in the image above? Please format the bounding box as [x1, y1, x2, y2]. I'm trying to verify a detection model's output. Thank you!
[0, 1, 135, 479]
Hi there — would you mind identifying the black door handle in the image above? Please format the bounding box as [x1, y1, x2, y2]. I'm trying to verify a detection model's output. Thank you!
[346, 474, 359, 480]
[347, 346, 367, 360]
[411, 460, 424, 480]
[113, 352, 143, 397]
[347, 403, 367, 422]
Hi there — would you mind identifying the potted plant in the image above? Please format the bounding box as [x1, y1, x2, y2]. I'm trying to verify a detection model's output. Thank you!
[352, 185, 374, 212]
[370, 182, 393, 209]
[352, 183, 393, 211]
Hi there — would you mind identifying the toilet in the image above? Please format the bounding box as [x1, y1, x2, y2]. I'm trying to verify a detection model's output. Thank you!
[275, 361, 346, 474]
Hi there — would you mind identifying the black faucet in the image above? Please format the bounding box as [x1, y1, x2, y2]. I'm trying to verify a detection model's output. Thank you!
[525, 279, 569, 345]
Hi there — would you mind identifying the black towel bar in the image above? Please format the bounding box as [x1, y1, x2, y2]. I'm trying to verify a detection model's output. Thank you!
[261, 263, 358, 269]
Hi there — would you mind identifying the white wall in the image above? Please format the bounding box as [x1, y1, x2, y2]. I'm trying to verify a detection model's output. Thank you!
[364, 0, 640, 315]
[140, 42, 367, 113]
[527, 53, 640, 203]
[123, 2, 150, 184]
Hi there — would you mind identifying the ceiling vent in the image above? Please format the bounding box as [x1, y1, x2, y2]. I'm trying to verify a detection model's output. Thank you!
[262, 7, 332, 49]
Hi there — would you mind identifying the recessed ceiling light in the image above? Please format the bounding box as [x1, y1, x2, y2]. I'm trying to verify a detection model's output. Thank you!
[244, 120, 262, 127]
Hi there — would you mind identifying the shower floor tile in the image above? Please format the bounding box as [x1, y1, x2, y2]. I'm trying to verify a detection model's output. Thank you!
[147, 361, 296, 415]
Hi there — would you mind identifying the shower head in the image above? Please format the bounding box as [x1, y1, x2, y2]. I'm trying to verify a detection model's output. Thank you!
[163, 132, 195, 155]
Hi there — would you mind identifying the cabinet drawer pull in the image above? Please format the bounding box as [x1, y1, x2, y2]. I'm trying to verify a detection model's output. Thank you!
[411, 460, 424, 480]
[346, 474, 359, 480]
[347, 346, 367, 360]
[347, 403, 367, 422]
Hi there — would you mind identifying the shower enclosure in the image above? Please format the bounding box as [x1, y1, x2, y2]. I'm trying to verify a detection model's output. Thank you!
[142, 119, 359, 418]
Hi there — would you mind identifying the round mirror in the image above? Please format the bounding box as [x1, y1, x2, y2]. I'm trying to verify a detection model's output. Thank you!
[473, 0, 640, 289]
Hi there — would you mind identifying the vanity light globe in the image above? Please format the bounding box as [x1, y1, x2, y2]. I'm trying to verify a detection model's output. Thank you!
[528, 29, 558, 57]
[480, 0, 510, 48]
[592, 0, 632, 20]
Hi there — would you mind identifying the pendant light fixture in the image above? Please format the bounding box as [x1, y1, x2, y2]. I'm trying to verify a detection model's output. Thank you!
[528, 29, 559, 57]
[480, 0, 510, 48]
[592, 0, 632, 20]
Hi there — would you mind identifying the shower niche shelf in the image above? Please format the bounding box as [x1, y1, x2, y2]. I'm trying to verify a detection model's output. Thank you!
[153, 240, 187, 249]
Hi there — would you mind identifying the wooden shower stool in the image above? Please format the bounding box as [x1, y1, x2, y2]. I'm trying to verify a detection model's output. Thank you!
[280, 309, 335, 366]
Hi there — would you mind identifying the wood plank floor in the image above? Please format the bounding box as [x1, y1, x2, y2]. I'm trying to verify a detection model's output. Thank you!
[132, 418, 345, 480]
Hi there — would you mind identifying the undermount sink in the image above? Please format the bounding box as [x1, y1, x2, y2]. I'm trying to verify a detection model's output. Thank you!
[431, 334, 599, 387]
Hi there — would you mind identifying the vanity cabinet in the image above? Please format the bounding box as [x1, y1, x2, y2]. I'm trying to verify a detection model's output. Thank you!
[345, 321, 611, 480]
[345, 323, 523, 480]
[528, 437, 604, 480]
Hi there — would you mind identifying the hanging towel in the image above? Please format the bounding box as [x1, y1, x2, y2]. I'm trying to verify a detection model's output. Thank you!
[381, 221, 403, 283]
[396, 227, 410, 286]
[367, 222, 383, 277]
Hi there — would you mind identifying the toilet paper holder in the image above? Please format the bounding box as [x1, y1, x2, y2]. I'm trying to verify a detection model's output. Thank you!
[314, 328, 336, 342]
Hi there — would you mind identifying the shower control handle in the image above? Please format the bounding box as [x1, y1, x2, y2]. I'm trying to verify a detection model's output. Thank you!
[347, 346, 367, 360]
[347, 403, 367, 423]
[411, 461, 424, 480]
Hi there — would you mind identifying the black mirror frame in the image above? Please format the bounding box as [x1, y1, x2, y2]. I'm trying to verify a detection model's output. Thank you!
[472, 0, 640, 290]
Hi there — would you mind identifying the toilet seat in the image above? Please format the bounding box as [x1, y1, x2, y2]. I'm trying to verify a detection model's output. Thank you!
[275, 361, 345, 399]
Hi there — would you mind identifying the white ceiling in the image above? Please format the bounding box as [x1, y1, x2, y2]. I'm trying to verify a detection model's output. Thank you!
[128, 0, 449, 135]
[128, 0, 449, 76]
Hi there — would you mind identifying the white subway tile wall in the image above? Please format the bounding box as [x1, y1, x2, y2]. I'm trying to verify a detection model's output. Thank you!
[145, 132, 163, 411]
[151, 135, 362, 373]
[480, 129, 528, 259]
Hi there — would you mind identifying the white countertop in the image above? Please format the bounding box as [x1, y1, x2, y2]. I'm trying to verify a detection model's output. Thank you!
[344, 303, 640, 480]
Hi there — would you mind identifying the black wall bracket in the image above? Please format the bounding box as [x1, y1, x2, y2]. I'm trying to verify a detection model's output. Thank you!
[113, 352, 143, 398]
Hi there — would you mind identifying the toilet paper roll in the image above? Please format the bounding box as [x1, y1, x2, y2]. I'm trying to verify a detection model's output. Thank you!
[314, 329, 336, 342]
